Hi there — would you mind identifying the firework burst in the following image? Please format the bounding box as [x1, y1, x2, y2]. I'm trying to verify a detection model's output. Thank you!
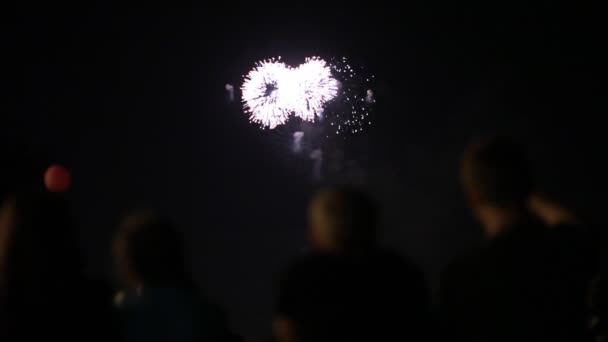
[241, 58, 291, 129]
[241, 57, 338, 129]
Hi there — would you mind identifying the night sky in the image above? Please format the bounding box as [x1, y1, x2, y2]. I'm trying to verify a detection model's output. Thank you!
[3, 3, 604, 340]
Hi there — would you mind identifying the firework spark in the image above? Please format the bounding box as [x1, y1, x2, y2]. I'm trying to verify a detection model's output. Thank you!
[326, 57, 375, 135]
[241, 57, 338, 129]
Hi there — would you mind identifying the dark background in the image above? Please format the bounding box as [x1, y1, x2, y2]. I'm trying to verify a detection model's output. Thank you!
[3, 3, 604, 340]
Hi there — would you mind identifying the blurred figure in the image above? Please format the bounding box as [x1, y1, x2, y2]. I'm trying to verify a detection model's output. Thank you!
[274, 187, 429, 342]
[0, 192, 117, 341]
[112, 211, 239, 342]
[440, 137, 594, 341]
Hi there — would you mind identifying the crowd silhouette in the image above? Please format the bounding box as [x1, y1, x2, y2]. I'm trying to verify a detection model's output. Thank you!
[0, 137, 604, 341]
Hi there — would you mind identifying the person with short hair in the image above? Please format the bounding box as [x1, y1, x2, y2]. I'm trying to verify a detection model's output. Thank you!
[274, 187, 429, 342]
[440, 137, 594, 341]
[112, 212, 239, 342]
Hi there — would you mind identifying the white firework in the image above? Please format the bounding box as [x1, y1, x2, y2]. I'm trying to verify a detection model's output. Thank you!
[241, 57, 338, 129]
[292, 57, 338, 122]
[241, 58, 292, 129]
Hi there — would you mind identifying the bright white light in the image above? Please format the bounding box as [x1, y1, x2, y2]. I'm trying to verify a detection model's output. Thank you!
[241, 57, 338, 129]
[241, 59, 291, 129]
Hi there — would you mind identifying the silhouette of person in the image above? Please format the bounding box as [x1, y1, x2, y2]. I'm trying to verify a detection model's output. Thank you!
[274, 187, 429, 342]
[112, 211, 239, 342]
[0, 191, 117, 341]
[440, 137, 594, 341]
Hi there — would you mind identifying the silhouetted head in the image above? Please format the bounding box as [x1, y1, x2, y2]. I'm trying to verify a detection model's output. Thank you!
[309, 187, 378, 253]
[461, 138, 537, 237]
[462, 137, 534, 209]
[0, 192, 82, 300]
[113, 212, 190, 290]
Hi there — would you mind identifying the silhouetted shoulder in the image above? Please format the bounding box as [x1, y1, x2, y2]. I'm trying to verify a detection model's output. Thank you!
[278, 249, 425, 298]
[549, 223, 596, 254]
[440, 220, 595, 341]
[277, 249, 429, 342]
[368, 249, 424, 274]
[118, 287, 235, 342]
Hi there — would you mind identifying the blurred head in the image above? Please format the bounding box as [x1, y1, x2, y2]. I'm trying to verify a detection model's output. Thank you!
[462, 137, 534, 211]
[309, 187, 378, 253]
[113, 212, 190, 290]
